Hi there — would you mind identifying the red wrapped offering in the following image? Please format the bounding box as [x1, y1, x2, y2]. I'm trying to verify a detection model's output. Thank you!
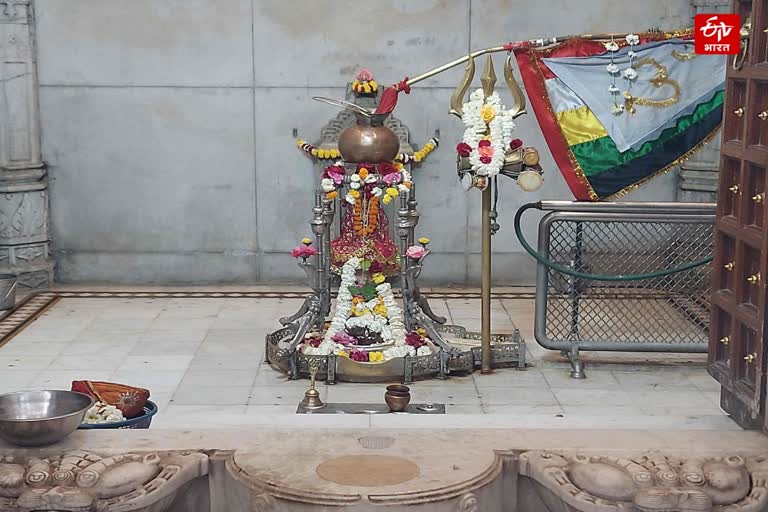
[71, 381, 150, 419]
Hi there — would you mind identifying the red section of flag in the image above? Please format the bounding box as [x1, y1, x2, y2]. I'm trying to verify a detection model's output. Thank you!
[514, 40, 607, 201]
[695, 14, 740, 55]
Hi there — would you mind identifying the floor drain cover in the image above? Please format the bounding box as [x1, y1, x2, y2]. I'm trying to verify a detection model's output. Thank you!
[358, 436, 395, 449]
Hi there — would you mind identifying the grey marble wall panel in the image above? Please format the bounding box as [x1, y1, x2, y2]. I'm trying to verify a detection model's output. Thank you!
[35, 0, 254, 87]
[470, 0, 694, 49]
[40, 86, 256, 276]
[33, 0, 698, 285]
[55, 251, 259, 284]
[252, 87, 345, 253]
[251, 0, 471, 88]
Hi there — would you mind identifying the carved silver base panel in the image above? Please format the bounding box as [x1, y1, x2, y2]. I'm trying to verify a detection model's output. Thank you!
[265, 323, 525, 384]
[296, 402, 446, 414]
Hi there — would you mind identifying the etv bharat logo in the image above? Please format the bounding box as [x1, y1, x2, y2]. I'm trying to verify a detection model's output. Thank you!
[695, 14, 740, 55]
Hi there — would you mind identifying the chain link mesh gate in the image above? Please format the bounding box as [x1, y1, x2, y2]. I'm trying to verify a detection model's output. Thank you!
[533, 202, 715, 378]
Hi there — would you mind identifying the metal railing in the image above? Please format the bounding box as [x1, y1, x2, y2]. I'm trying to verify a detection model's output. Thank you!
[532, 201, 715, 378]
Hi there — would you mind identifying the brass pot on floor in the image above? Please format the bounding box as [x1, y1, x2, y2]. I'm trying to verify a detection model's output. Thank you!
[385, 385, 411, 412]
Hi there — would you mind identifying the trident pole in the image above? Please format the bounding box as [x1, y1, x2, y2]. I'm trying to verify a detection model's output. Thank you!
[480, 182, 493, 373]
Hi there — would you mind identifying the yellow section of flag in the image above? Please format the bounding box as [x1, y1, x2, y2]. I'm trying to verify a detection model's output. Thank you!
[555, 106, 608, 147]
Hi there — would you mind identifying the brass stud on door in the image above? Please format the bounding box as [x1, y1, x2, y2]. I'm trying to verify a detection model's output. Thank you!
[752, 193, 765, 203]
[747, 273, 761, 285]
[744, 352, 757, 364]
[734, 107, 745, 117]
[758, 110, 768, 121]
[724, 262, 735, 271]
[719, 336, 730, 345]
[729, 185, 740, 194]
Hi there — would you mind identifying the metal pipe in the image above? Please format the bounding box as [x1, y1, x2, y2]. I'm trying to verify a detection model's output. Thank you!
[398, 193, 412, 331]
[568, 222, 583, 339]
[480, 184, 492, 374]
[405, 30, 691, 87]
[407, 46, 508, 86]
[537, 200, 716, 214]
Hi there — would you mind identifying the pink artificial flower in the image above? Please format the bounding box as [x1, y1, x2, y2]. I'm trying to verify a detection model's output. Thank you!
[305, 334, 323, 348]
[477, 145, 494, 158]
[405, 331, 426, 349]
[405, 245, 428, 259]
[479, 156, 492, 164]
[377, 162, 398, 176]
[478, 139, 491, 147]
[291, 245, 318, 259]
[322, 165, 345, 185]
[332, 332, 357, 346]
[383, 172, 401, 186]
[350, 349, 369, 362]
[509, 138, 523, 150]
[357, 68, 373, 81]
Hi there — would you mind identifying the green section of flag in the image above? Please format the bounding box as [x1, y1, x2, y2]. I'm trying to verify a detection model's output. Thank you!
[571, 91, 724, 177]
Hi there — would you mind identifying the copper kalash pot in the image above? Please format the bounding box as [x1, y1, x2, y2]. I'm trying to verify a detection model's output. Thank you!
[313, 97, 400, 163]
[338, 112, 400, 163]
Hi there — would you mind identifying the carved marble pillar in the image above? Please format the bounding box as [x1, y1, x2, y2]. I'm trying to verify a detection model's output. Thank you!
[677, 0, 731, 202]
[0, 0, 52, 288]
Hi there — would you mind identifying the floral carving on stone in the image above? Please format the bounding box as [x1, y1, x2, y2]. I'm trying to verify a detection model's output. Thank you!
[0, 450, 208, 511]
[519, 451, 768, 512]
[456, 492, 479, 511]
[252, 492, 277, 511]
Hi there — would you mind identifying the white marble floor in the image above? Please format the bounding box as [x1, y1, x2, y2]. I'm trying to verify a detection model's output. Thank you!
[0, 291, 736, 431]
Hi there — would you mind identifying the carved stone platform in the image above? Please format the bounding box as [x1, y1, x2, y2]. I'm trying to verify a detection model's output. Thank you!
[2, 428, 766, 511]
[0, 449, 207, 511]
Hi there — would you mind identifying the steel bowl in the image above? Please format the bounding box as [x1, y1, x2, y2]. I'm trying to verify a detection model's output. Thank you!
[0, 390, 95, 446]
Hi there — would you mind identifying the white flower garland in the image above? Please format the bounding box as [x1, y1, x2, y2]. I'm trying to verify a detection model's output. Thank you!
[383, 345, 416, 359]
[305, 256, 411, 359]
[376, 282, 405, 345]
[605, 34, 640, 116]
[325, 257, 358, 341]
[461, 88, 516, 178]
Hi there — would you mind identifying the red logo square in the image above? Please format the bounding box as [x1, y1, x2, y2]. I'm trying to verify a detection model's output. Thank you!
[695, 14, 740, 54]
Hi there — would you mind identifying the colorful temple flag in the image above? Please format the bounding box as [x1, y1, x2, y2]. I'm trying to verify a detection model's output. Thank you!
[514, 33, 725, 201]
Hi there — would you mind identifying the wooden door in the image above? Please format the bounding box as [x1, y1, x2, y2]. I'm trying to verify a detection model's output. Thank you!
[708, 0, 768, 429]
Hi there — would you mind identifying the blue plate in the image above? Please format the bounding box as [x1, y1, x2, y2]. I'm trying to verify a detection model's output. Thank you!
[78, 400, 158, 430]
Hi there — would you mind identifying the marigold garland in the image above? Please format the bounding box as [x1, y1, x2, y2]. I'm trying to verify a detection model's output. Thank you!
[296, 139, 341, 160]
[352, 79, 378, 95]
[413, 138, 439, 162]
[394, 137, 439, 165]
[353, 195, 379, 236]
